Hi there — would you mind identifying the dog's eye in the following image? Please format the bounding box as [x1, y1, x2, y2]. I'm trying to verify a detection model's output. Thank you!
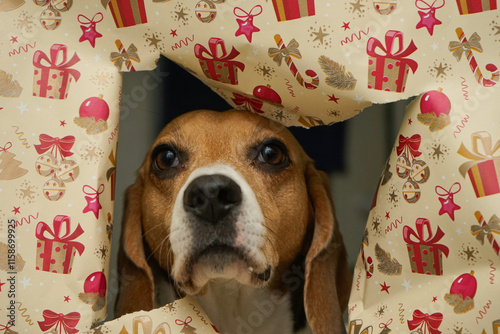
[155, 149, 179, 170]
[258, 144, 285, 165]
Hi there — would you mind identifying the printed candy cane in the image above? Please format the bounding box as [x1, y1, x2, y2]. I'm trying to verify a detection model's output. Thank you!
[115, 39, 136, 71]
[271, 34, 319, 90]
[450, 28, 499, 87]
[472, 211, 500, 258]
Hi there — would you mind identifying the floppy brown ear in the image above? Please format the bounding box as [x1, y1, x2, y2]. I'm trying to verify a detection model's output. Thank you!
[114, 176, 155, 317]
[304, 161, 351, 334]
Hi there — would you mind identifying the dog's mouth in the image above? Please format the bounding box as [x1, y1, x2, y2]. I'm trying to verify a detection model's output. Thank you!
[176, 242, 272, 293]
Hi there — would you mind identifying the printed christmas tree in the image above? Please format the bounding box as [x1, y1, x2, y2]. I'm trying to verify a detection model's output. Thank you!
[0, 144, 28, 180]
[180, 324, 198, 334]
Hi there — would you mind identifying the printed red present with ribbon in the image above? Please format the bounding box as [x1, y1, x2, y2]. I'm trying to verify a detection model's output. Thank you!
[194, 38, 245, 85]
[101, 0, 147, 28]
[271, 0, 315, 22]
[32, 44, 80, 100]
[403, 218, 449, 275]
[456, 0, 497, 15]
[35, 215, 85, 274]
[458, 131, 500, 198]
[38, 310, 80, 334]
[367, 30, 418, 93]
[407, 310, 443, 334]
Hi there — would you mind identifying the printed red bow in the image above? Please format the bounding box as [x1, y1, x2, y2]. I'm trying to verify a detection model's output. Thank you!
[175, 316, 193, 327]
[396, 134, 422, 159]
[35, 215, 85, 255]
[0, 142, 12, 153]
[38, 310, 81, 334]
[407, 310, 443, 334]
[33, 44, 81, 81]
[35, 134, 75, 159]
[232, 93, 264, 113]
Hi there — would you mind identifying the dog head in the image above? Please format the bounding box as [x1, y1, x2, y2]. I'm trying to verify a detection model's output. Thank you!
[115, 110, 351, 333]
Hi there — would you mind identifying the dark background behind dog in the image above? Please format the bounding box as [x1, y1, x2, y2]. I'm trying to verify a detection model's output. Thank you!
[107, 55, 407, 320]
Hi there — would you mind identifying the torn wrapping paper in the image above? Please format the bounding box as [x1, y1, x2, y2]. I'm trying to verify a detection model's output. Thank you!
[0, 0, 499, 333]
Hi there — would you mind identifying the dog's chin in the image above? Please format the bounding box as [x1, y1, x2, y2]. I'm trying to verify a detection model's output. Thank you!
[175, 245, 272, 295]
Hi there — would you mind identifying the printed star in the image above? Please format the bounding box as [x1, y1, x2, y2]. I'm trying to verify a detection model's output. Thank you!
[454, 327, 463, 334]
[385, 212, 390, 219]
[376, 306, 385, 316]
[273, 110, 287, 122]
[259, 65, 271, 77]
[12, 206, 20, 214]
[100, 246, 107, 258]
[372, 218, 381, 231]
[175, 8, 188, 21]
[16, 102, 28, 114]
[64, 295, 71, 302]
[432, 296, 438, 303]
[416, 9, 442, 35]
[96, 73, 108, 85]
[93, 326, 104, 334]
[10, 35, 18, 43]
[328, 94, 340, 103]
[83, 195, 102, 219]
[402, 279, 412, 291]
[438, 194, 461, 220]
[312, 27, 329, 44]
[434, 63, 447, 77]
[494, 26, 500, 35]
[342, 22, 350, 30]
[0, 280, 5, 291]
[463, 246, 475, 260]
[60, 120, 66, 127]
[170, 29, 178, 37]
[17, 17, 33, 28]
[432, 144, 444, 159]
[380, 282, 390, 294]
[20, 186, 35, 199]
[79, 22, 103, 48]
[235, 16, 260, 43]
[165, 303, 176, 312]
[350, 0, 365, 13]
[19, 276, 32, 289]
[408, 118, 413, 125]
[85, 147, 98, 160]
[146, 33, 162, 48]
[389, 190, 397, 203]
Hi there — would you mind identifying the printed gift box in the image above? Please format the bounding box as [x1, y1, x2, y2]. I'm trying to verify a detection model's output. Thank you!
[194, 37, 245, 85]
[101, 0, 148, 28]
[32, 44, 81, 100]
[271, 0, 315, 22]
[366, 30, 418, 93]
[456, 0, 497, 14]
[403, 218, 449, 276]
[35, 215, 85, 274]
[458, 131, 500, 198]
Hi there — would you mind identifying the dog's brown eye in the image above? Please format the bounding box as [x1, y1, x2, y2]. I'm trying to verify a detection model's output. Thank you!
[259, 144, 284, 165]
[155, 150, 179, 170]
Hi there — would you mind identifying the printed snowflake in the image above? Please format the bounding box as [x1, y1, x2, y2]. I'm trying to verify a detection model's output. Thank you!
[91, 70, 115, 88]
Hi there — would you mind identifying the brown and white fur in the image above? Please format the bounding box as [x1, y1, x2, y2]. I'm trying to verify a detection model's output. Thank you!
[115, 110, 351, 334]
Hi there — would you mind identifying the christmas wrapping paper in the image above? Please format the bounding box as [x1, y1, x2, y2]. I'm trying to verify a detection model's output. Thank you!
[0, 0, 499, 333]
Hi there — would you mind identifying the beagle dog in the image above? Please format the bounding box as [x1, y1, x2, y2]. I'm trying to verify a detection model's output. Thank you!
[115, 109, 351, 334]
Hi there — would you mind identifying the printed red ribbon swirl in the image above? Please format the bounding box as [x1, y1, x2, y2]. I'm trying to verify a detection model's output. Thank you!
[407, 310, 443, 334]
[34, 134, 75, 159]
[37, 310, 81, 334]
[403, 218, 449, 257]
[33, 44, 81, 82]
[396, 134, 422, 159]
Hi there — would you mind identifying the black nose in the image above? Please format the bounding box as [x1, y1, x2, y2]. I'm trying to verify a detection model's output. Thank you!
[183, 174, 242, 224]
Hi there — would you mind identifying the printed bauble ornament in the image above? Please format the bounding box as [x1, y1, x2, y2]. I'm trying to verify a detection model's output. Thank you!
[444, 271, 476, 313]
[40, 6, 61, 30]
[0, 0, 25, 11]
[74, 95, 109, 135]
[373, 0, 397, 15]
[417, 88, 451, 132]
[34, 0, 50, 6]
[79, 271, 107, 311]
[253, 85, 282, 105]
[35, 153, 58, 177]
[396, 154, 411, 179]
[195, 0, 216, 23]
[51, 0, 71, 11]
[43, 177, 65, 201]
[56, 159, 79, 182]
[410, 159, 430, 184]
[402, 179, 420, 203]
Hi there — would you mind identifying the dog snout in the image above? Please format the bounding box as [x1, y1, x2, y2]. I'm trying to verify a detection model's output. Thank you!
[183, 174, 242, 224]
